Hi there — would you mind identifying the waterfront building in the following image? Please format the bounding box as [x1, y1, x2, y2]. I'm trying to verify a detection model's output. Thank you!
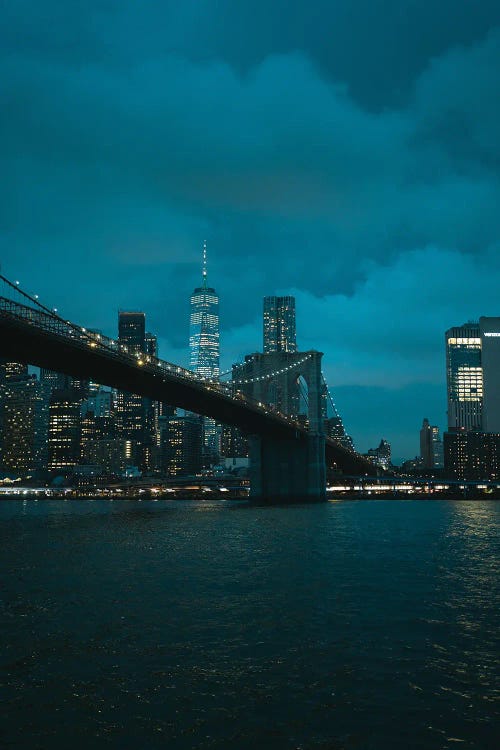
[47, 388, 82, 472]
[220, 423, 249, 460]
[0, 374, 50, 477]
[479, 316, 500, 432]
[80, 410, 117, 463]
[420, 419, 433, 468]
[85, 437, 127, 476]
[444, 318, 500, 477]
[143, 331, 161, 469]
[159, 414, 203, 476]
[116, 311, 147, 468]
[432, 426, 444, 469]
[420, 419, 444, 470]
[366, 439, 391, 470]
[445, 322, 483, 432]
[263, 296, 297, 354]
[188, 242, 220, 464]
[325, 416, 354, 452]
[444, 431, 500, 480]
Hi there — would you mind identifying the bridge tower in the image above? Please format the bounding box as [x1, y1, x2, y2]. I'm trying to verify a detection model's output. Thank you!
[235, 351, 326, 503]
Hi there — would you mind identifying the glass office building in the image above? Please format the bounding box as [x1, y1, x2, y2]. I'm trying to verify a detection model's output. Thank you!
[263, 296, 297, 354]
[189, 243, 220, 379]
[188, 243, 220, 463]
[445, 322, 483, 431]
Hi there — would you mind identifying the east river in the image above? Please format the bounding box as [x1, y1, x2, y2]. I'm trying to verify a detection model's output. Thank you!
[1, 498, 498, 749]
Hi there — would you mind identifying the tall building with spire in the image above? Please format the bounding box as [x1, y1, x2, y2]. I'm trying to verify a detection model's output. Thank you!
[189, 242, 220, 464]
[189, 242, 220, 378]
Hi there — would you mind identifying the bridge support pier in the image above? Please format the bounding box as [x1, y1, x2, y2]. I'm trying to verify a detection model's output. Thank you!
[249, 432, 326, 503]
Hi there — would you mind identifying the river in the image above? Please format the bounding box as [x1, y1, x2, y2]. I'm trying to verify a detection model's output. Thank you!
[1, 498, 498, 749]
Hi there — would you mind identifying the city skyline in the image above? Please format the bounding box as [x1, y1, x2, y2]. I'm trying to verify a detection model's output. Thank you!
[1, 1, 499, 460]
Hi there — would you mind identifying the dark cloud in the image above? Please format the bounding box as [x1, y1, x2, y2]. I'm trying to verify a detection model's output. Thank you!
[1, 2, 499, 458]
[4, 1, 499, 109]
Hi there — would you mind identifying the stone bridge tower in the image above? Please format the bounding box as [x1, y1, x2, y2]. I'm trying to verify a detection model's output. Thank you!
[233, 351, 326, 502]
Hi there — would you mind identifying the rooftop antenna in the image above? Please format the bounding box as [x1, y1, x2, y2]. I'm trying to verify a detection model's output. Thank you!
[202, 240, 207, 288]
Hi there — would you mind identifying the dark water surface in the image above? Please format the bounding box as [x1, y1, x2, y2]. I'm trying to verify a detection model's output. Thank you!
[1, 498, 498, 749]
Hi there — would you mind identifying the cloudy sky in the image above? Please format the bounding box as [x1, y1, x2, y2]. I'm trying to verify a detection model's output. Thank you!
[2, 1, 499, 461]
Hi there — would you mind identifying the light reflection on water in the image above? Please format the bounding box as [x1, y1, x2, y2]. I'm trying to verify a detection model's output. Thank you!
[0, 498, 498, 749]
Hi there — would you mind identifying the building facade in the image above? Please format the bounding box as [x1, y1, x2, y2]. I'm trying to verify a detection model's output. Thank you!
[444, 318, 500, 479]
[480, 316, 500, 432]
[263, 296, 297, 354]
[116, 311, 148, 468]
[420, 418, 444, 470]
[445, 322, 483, 432]
[47, 388, 82, 472]
[444, 431, 500, 481]
[159, 414, 203, 476]
[366, 439, 391, 470]
[189, 242, 220, 379]
[0, 374, 50, 476]
[189, 242, 220, 464]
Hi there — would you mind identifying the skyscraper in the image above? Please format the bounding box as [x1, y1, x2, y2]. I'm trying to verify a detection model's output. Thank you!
[189, 242, 220, 378]
[479, 316, 500, 432]
[0, 374, 50, 476]
[189, 242, 220, 464]
[420, 418, 443, 469]
[263, 296, 297, 354]
[445, 322, 483, 432]
[444, 318, 500, 479]
[118, 312, 146, 355]
[116, 311, 147, 467]
[47, 388, 82, 472]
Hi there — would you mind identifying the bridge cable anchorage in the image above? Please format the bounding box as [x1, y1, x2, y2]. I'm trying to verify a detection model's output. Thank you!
[0, 273, 302, 425]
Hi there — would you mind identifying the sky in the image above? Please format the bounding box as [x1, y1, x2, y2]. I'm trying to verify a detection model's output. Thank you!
[1, 1, 499, 462]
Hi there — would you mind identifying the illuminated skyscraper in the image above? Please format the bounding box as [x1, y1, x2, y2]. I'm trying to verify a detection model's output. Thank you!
[445, 322, 483, 432]
[189, 242, 220, 379]
[116, 311, 147, 467]
[420, 418, 443, 469]
[479, 316, 500, 432]
[0, 374, 50, 476]
[188, 243, 220, 464]
[263, 296, 297, 354]
[444, 318, 500, 479]
[47, 388, 81, 472]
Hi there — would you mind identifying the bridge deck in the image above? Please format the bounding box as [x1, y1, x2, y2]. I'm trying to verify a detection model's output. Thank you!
[0, 298, 377, 475]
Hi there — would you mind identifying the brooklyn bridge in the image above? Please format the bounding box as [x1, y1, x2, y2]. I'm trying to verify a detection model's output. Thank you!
[0, 275, 377, 501]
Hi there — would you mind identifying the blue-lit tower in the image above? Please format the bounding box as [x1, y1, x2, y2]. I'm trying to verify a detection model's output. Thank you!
[189, 242, 220, 465]
[189, 242, 220, 378]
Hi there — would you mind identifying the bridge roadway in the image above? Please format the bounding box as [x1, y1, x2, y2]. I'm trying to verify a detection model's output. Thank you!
[0, 301, 376, 476]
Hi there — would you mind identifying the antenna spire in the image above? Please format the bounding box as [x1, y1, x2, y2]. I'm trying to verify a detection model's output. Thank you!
[202, 240, 207, 288]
